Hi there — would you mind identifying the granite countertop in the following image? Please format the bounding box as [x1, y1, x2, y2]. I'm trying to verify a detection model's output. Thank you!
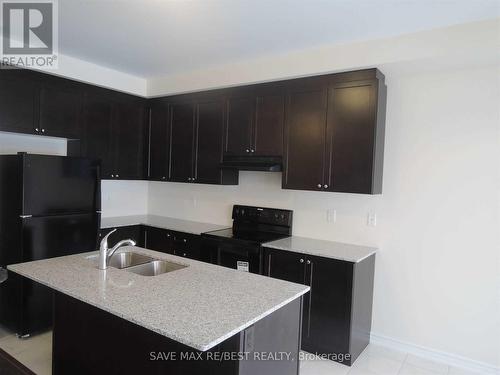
[100, 215, 229, 235]
[8, 247, 309, 351]
[263, 236, 377, 263]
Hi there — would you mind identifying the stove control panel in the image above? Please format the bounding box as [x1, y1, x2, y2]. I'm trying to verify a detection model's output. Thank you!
[232, 205, 293, 227]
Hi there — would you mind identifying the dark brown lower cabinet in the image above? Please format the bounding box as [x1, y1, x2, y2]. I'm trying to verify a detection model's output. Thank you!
[142, 226, 202, 261]
[263, 247, 375, 366]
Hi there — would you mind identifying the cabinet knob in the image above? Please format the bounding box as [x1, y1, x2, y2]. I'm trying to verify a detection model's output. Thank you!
[41, 129, 45, 133]
[183, 239, 187, 243]
[166, 234, 170, 237]
[300, 258, 304, 263]
[111, 174, 115, 178]
[116, 174, 119, 178]
[35, 128, 39, 132]
[251, 149, 255, 153]
[323, 184, 328, 189]
[306, 260, 311, 265]
[182, 253, 187, 257]
[246, 149, 250, 153]
[317, 184, 322, 188]
[162, 176, 166, 180]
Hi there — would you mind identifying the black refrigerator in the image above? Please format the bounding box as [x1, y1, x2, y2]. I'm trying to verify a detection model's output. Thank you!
[0, 153, 101, 336]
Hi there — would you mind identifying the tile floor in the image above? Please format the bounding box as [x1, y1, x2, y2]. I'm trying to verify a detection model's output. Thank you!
[0, 325, 484, 375]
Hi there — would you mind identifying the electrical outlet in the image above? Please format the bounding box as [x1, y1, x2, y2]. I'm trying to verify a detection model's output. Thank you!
[327, 209, 336, 223]
[367, 213, 377, 227]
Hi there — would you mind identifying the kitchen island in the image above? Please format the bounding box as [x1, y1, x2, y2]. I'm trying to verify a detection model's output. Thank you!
[8, 247, 309, 375]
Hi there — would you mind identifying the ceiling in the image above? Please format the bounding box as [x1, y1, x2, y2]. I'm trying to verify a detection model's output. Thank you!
[58, 0, 500, 78]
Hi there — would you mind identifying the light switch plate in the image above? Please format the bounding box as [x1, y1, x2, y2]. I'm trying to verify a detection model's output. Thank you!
[367, 213, 377, 227]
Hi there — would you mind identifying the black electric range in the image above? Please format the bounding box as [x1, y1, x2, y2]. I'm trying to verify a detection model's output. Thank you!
[202, 205, 293, 274]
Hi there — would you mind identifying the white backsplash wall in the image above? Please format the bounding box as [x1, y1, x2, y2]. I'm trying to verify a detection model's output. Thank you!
[101, 180, 148, 217]
[148, 65, 500, 369]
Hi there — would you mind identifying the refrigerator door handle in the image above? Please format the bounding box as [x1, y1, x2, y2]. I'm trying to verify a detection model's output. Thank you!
[19, 215, 33, 218]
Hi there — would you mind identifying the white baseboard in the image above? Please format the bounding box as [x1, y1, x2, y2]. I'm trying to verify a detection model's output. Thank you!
[370, 332, 500, 375]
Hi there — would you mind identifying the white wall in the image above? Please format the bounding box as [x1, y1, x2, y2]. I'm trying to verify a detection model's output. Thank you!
[0, 132, 148, 217]
[148, 65, 500, 369]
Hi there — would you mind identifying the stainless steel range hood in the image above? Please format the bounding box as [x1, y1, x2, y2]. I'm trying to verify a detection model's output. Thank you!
[220, 156, 282, 172]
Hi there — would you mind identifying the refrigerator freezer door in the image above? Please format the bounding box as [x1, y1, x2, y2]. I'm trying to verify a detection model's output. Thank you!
[21, 154, 100, 216]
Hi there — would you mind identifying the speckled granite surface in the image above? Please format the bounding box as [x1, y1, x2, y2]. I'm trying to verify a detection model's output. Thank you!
[100, 215, 229, 234]
[8, 247, 309, 351]
[263, 236, 377, 263]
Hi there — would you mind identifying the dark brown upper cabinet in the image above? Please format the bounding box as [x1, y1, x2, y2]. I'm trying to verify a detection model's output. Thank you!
[254, 94, 285, 157]
[38, 76, 83, 139]
[325, 80, 386, 194]
[224, 92, 285, 157]
[169, 102, 196, 183]
[81, 90, 114, 178]
[283, 86, 328, 191]
[81, 89, 146, 180]
[148, 100, 170, 181]
[167, 99, 238, 185]
[225, 96, 254, 155]
[195, 100, 225, 184]
[283, 70, 386, 194]
[0, 69, 38, 135]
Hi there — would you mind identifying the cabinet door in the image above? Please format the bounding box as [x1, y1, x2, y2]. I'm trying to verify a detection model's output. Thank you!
[326, 81, 377, 193]
[302, 255, 352, 356]
[283, 88, 328, 191]
[169, 103, 195, 182]
[172, 232, 201, 260]
[254, 94, 284, 156]
[143, 226, 173, 253]
[81, 92, 114, 178]
[0, 69, 37, 134]
[194, 100, 224, 184]
[39, 78, 82, 139]
[264, 248, 305, 284]
[225, 96, 254, 155]
[148, 102, 169, 181]
[113, 98, 146, 180]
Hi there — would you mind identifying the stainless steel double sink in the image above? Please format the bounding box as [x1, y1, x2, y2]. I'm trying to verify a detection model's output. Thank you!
[108, 252, 187, 276]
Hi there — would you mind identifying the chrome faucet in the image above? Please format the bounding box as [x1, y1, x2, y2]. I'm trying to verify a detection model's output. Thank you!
[98, 229, 136, 270]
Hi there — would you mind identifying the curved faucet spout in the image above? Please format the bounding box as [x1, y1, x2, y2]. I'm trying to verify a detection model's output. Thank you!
[107, 239, 137, 260]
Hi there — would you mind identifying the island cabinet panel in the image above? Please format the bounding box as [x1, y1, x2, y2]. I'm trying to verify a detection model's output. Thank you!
[81, 89, 147, 180]
[283, 87, 328, 191]
[263, 247, 376, 366]
[0, 69, 38, 134]
[225, 96, 255, 155]
[142, 226, 202, 261]
[38, 76, 83, 139]
[52, 292, 302, 375]
[169, 102, 196, 182]
[148, 100, 170, 181]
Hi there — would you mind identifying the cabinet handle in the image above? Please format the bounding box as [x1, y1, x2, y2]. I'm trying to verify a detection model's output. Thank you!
[300, 258, 304, 263]
[323, 184, 328, 189]
[317, 184, 322, 188]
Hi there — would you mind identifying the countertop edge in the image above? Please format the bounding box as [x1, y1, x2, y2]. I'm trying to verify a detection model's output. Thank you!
[7, 257, 309, 352]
